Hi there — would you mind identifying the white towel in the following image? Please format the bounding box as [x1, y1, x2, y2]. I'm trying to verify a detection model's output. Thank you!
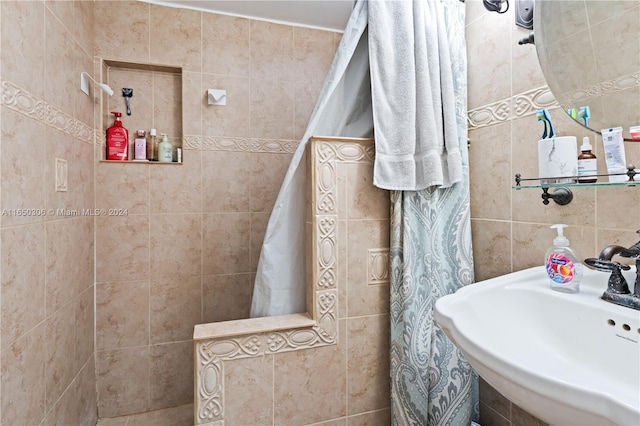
[368, 0, 462, 190]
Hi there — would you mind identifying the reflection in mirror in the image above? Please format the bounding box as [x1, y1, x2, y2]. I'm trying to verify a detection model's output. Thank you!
[534, 0, 640, 140]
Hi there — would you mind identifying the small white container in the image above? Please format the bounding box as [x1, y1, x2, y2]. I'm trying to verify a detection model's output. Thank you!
[537, 136, 578, 184]
[601, 127, 627, 183]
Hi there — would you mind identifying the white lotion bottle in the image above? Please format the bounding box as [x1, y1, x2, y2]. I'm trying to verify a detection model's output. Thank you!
[158, 133, 173, 163]
[544, 224, 582, 293]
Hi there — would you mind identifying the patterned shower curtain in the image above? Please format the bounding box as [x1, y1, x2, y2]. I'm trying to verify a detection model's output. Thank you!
[389, 0, 479, 424]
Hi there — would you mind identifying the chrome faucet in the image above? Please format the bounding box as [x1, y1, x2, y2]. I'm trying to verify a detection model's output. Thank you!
[585, 230, 640, 311]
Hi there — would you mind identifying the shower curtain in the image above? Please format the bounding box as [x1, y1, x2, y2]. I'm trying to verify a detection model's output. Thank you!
[252, 0, 477, 423]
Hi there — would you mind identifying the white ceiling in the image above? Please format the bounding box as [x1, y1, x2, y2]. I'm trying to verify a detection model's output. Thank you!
[146, 0, 354, 32]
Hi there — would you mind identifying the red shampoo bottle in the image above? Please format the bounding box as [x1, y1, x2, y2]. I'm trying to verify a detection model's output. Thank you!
[106, 112, 129, 161]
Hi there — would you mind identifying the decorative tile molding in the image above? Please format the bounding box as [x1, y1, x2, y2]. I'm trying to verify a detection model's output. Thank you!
[563, 70, 640, 105]
[196, 136, 300, 154]
[367, 248, 390, 285]
[1, 78, 94, 144]
[468, 86, 560, 130]
[194, 137, 375, 425]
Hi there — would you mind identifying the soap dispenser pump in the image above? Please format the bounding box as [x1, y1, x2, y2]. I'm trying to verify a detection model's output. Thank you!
[544, 224, 582, 293]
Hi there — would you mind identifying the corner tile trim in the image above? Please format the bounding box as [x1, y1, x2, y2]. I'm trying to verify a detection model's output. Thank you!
[1, 78, 94, 144]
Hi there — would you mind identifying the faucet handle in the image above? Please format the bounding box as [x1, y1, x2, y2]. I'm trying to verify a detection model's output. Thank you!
[585, 257, 631, 272]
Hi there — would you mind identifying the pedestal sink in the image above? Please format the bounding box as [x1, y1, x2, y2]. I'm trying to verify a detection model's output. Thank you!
[434, 266, 640, 426]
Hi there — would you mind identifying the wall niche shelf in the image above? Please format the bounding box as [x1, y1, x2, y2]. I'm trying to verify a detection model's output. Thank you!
[100, 59, 183, 164]
[514, 166, 639, 205]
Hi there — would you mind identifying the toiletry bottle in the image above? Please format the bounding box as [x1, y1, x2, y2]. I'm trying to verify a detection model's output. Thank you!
[148, 128, 158, 161]
[158, 133, 173, 163]
[134, 130, 147, 160]
[106, 112, 129, 161]
[577, 136, 597, 183]
[544, 224, 582, 293]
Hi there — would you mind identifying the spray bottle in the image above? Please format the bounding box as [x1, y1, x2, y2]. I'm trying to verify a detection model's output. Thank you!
[544, 224, 582, 293]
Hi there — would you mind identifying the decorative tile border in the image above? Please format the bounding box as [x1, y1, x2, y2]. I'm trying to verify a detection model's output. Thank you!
[1, 78, 94, 144]
[563, 70, 640, 105]
[193, 137, 375, 425]
[183, 135, 300, 154]
[468, 86, 560, 130]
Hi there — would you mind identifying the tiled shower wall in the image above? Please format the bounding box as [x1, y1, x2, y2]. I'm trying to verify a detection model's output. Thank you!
[466, 1, 640, 425]
[0, 1, 98, 425]
[92, 1, 341, 417]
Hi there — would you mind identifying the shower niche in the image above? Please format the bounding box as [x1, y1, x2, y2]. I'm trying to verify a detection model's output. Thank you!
[99, 59, 183, 164]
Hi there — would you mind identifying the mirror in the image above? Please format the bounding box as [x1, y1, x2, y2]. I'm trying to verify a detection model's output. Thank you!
[534, 1, 640, 141]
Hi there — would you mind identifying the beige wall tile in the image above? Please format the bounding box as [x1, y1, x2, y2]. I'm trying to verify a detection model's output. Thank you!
[150, 151, 202, 213]
[45, 0, 74, 35]
[346, 219, 390, 317]
[96, 281, 150, 350]
[469, 122, 512, 221]
[202, 13, 250, 76]
[73, 0, 95, 58]
[46, 217, 93, 313]
[125, 402, 194, 425]
[75, 360, 99, 426]
[96, 347, 150, 417]
[203, 213, 251, 275]
[46, 302, 76, 410]
[201, 74, 251, 138]
[96, 215, 150, 282]
[347, 314, 390, 415]
[75, 46, 96, 128]
[479, 377, 510, 419]
[182, 71, 203, 136]
[347, 409, 391, 426]
[75, 286, 95, 372]
[1, 224, 46, 345]
[1, 0, 46, 98]
[150, 214, 202, 280]
[251, 213, 269, 271]
[149, 341, 194, 409]
[1, 324, 46, 425]
[224, 355, 274, 425]
[465, 7, 511, 109]
[250, 79, 295, 139]
[596, 186, 640, 231]
[1, 110, 46, 227]
[45, 7, 75, 116]
[154, 72, 183, 140]
[150, 275, 202, 344]
[294, 82, 323, 140]
[345, 163, 389, 220]
[202, 151, 252, 212]
[471, 219, 511, 282]
[313, 418, 348, 426]
[274, 320, 347, 425]
[251, 152, 293, 212]
[94, 1, 150, 63]
[293, 27, 335, 85]
[150, 4, 201, 71]
[96, 162, 150, 214]
[250, 20, 293, 81]
[202, 273, 252, 323]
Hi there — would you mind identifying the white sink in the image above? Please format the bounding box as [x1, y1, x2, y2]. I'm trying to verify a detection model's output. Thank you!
[434, 266, 640, 426]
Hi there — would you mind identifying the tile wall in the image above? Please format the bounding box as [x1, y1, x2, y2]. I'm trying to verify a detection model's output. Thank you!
[193, 138, 391, 425]
[0, 1, 98, 425]
[466, 1, 640, 424]
[92, 1, 340, 417]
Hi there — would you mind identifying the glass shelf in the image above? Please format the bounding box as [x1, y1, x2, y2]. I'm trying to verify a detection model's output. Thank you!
[513, 180, 639, 190]
[513, 167, 639, 205]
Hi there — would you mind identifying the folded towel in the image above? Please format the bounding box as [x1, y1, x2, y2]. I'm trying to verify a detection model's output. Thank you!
[368, 0, 462, 190]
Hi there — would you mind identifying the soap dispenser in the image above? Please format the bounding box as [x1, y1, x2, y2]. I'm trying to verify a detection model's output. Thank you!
[544, 224, 582, 293]
[158, 133, 173, 163]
